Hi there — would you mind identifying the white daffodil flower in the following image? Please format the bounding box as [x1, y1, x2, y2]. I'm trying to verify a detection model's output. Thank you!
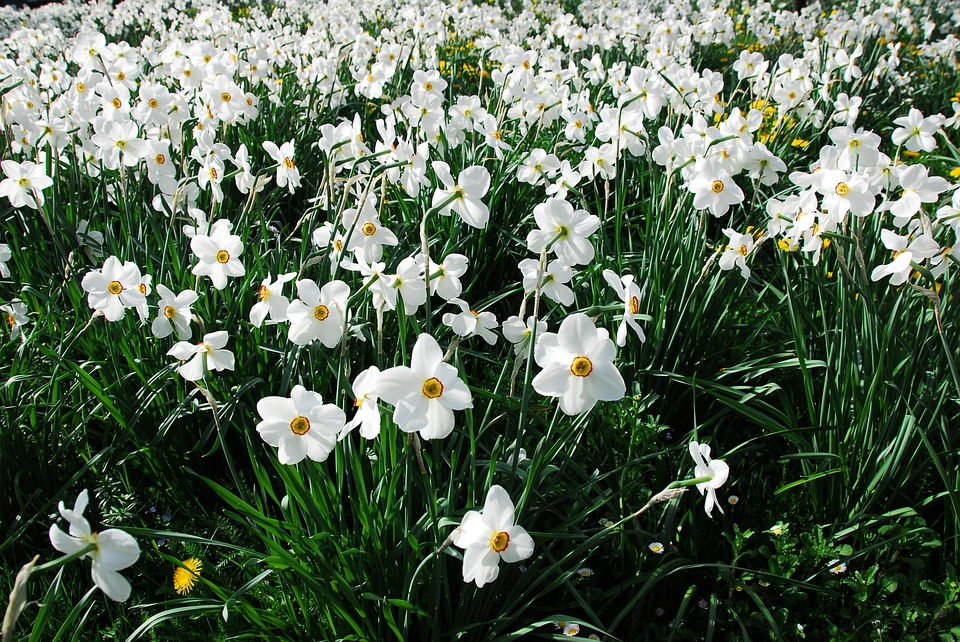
[256, 384, 345, 464]
[48, 490, 140, 602]
[689, 441, 730, 518]
[532, 313, 626, 415]
[377, 333, 473, 439]
[168, 330, 235, 381]
[452, 485, 534, 588]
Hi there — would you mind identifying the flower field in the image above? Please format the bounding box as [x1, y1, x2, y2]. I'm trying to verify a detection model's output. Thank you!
[1, 0, 959, 638]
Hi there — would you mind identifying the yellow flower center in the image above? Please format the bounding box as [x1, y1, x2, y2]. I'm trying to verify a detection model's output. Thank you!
[216, 250, 230, 263]
[570, 356, 593, 377]
[421, 377, 444, 399]
[284, 157, 295, 169]
[220, 92, 231, 103]
[111, 97, 121, 109]
[138, 283, 147, 295]
[711, 180, 724, 193]
[107, 281, 123, 295]
[630, 295, 639, 315]
[835, 182, 850, 196]
[210, 167, 218, 180]
[490, 530, 510, 552]
[163, 305, 176, 319]
[361, 222, 377, 236]
[155, 154, 166, 164]
[424, 81, 433, 91]
[258, 285, 269, 300]
[7, 314, 16, 327]
[76, 82, 85, 92]
[739, 244, 749, 256]
[290, 415, 311, 435]
[116, 72, 126, 81]
[313, 304, 329, 321]
[148, 98, 158, 108]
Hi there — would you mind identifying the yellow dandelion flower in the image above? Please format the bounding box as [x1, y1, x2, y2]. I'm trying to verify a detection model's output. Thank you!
[173, 557, 203, 595]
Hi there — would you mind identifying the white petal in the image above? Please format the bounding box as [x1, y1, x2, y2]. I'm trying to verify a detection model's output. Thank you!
[462, 544, 501, 587]
[410, 334, 443, 377]
[49, 525, 85, 555]
[500, 525, 534, 563]
[453, 511, 491, 549]
[482, 485, 516, 531]
[277, 434, 308, 465]
[91, 564, 132, 601]
[95, 529, 140, 570]
[532, 363, 571, 398]
[375, 366, 416, 404]
[419, 400, 455, 439]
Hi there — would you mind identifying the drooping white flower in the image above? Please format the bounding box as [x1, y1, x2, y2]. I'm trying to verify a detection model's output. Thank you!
[718, 228, 757, 279]
[689, 441, 730, 518]
[420, 252, 469, 301]
[48, 490, 140, 602]
[250, 272, 296, 327]
[452, 485, 534, 588]
[432, 161, 491, 229]
[0, 243, 11, 278]
[167, 331, 235, 381]
[742, 143, 786, 186]
[387, 256, 427, 314]
[502, 315, 547, 356]
[532, 313, 625, 415]
[377, 333, 473, 439]
[602, 269, 646, 345]
[870, 230, 940, 286]
[442, 298, 498, 345]
[262, 139, 301, 193]
[884, 164, 950, 226]
[340, 365, 383, 440]
[517, 148, 561, 186]
[519, 258, 575, 307]
[256, 384, 345, 464]
[2, 299, 29, 342]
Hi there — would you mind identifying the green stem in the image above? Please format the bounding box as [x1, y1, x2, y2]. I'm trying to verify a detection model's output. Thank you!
[32, 543, 97, 574]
